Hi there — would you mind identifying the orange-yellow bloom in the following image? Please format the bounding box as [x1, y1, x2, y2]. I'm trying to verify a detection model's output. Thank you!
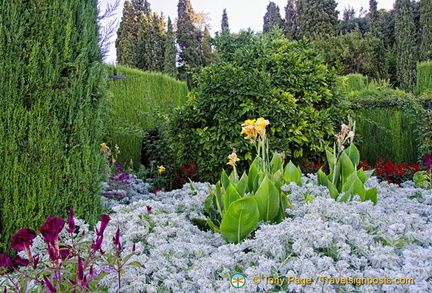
[227, 150, 240, 166]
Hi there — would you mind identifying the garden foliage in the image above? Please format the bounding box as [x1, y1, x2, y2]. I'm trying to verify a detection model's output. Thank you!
[345, 86, 426, 165]
[105, 65, 188, 170]
[170, 31, 348, 182]
[0, 0, 106, 252]
[416, 61, 432, 95]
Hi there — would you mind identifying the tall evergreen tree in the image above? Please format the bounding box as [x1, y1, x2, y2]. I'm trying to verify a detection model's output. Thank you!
[284, 0, 297, 40]
[164, 17, 177, 77]
[151, 12, 166, 71]
[368, 0, 387, 78]
[177, 0, 202, 87]
[135, 10, 153, 70]
[0, 0, 106, 251]
[263, 2, 284, 33]
[116, 1, 136, 66]
[395, 0, 418, 91]
[202, 26, 215, 66]
[221, 8, 230, 32]
[296, 0, 339, 39]
[420, 0, 432, 61]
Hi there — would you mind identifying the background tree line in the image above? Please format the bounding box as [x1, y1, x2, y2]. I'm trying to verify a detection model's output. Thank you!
[115, 0, 432, 92]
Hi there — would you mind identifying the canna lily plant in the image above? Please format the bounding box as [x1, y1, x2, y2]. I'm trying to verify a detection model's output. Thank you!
[317, 117, 378, 204]
[194, 118, 302, 244]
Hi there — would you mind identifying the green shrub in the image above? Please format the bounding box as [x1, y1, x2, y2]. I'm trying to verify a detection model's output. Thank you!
[347, 88, 426, 164]
[170, 31, 349, 182]
[416, 61, 432, 95]
[0, 0, 106, 251]
[104, 66, 188, 170]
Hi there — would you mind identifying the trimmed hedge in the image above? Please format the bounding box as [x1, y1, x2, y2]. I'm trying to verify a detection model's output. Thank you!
[104, 65, 188, 169]
[0, 0, 106, 251]
[416, 61, 432, 95]
[347, 88, 426, 165]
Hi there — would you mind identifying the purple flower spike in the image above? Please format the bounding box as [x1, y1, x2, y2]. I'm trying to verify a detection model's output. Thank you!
[43, 276, 57, 293]
[4, 253, 14, 269]
[112, 227, 122, 251]
[13, 255, 29, 266]
[10, 228, 36, 252]
[422, 154, 431, 170]
[146, 206, 152, 213]
[132, 243, 136, 252]
[92, 236, 103, 252]
[39, 217, 65, 246]
[77, 258, 84, 281]
[96, 214, 110, 236]
[66, 209, 75, 234]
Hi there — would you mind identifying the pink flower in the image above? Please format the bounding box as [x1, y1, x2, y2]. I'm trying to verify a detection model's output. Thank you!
[112, 227, 122, 251]
[154, 190, 161, 195]
[39, 217, 65, 261]
[66, 209, 75, 234]
[146, 205, 152, 213]
[43, 276, 57, 292]
[95, 214, 110, 236]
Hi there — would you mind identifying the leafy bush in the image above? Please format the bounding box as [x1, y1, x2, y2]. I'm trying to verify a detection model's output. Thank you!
[105, 65, 188, 170]
[170, 31, 349, 182]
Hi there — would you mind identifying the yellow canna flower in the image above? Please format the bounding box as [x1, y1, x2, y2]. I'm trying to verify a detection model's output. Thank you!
[254, 117, 270, 134]
[227, 149, 240, 166]
[158, 165, 166, 173]
[241, 119, 258, 142]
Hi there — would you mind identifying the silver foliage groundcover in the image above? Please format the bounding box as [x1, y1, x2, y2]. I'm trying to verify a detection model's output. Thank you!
[19, 175, 432, 292]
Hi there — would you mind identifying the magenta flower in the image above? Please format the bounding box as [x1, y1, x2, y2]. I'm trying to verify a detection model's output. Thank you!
[422, 154, 431, 170]
[146, 205, 152, 213]
[39, 217, 65, 245]
[43, 276, 57, 292]
[10, 228, 36, 252]
[13, 254, 29, 266]
[154, 190, 161, 195]
[66, 209, 75, 234]
[95, 214, 110, 236]
[112, 227, 122, 251]
[77, 258, 84, 281]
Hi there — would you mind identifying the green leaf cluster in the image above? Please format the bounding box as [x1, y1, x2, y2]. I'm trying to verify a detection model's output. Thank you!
[318, 144, 377, 204]
[170, 31, 348, 182]
[196, 153, 302, 244]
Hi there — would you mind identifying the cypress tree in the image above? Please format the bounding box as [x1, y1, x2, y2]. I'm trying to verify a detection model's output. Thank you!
[177, 0, 202, 88]
[135, 10, 153, 70]
[221, 8, 230, 32]
[151, 12, 166, 72]
[284, 0, 297, 40]
[420, 0, 432, 61]
[395, 0, 418, 91]
[296, 0, 339, 39]
[164, 17, 177, 77]
[368, 0, 387, 78]
[202, 26, 215, 66]
[116, 0, 136, 66]
[0, 0, 106, 251]
[263, 2, 284, 33]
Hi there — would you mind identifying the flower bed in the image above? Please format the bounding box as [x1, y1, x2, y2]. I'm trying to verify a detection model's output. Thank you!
[4, 174, 430, 293]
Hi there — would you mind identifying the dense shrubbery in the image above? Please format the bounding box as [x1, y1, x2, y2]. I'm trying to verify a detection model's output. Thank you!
[0, 0, 106, 252]
[416, 61, 432, 95]
[170, 31, 349, 182]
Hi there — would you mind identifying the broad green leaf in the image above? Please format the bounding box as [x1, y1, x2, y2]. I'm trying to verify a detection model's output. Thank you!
[270, 153, 283, 174]
[248, 163, 259, 193]
[342, 173, 366, 200]
[224, 184, 241, 210]
[356, 168, 368, 184]
[284, 161, 302, 186]
[229, 169, 239, 185]
[328, 181, 339, 200]
[220, 197, 260, 243]
[339, 192, 351, 202]
[214, 182, 224, 215]
[317, 168, 328, 186]
[204, 192, 214, 215]
[340, 152, 355, 184]
[344, 144, 360, 167]
[326, 149, 336, 170]
[235, 172, 249, 196]
[365, 187, 378, 204]
[254, 176, 280, 222]
[221, 169, 230, 190]
[206, 217, 220, 232]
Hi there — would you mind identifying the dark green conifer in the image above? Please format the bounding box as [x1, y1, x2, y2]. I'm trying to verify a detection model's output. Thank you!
[0, 0, 106, 251]
[284, 0, 297, 40]
[420, 0, 432, 61]
[296, 0, 339, 39]
[222, 8, 230, 32]
[395, 0, 418, 91]
[164, 17, 177, 77]
[263, 2, 284, 33]
[116, 0, 137, 66]
[177, 0, 202, 87]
